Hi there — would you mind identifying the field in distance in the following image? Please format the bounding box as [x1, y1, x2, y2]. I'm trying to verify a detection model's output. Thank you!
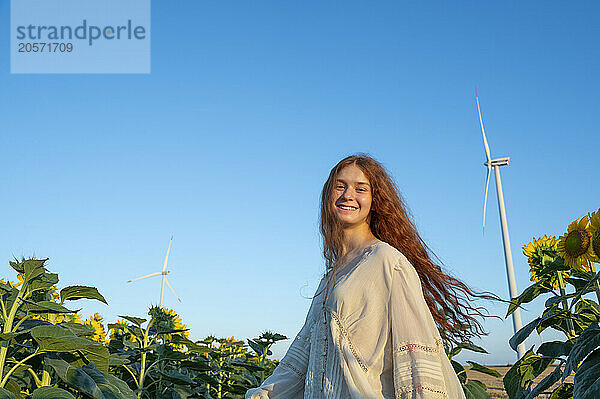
[465, 365, 573, 399]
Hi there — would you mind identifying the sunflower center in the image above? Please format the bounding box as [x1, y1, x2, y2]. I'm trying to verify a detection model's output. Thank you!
[565, 230, 590, 257]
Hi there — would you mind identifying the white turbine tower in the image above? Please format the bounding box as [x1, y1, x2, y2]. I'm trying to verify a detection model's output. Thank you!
[127, 236, 181, 308]
[476, 93, 526, 360]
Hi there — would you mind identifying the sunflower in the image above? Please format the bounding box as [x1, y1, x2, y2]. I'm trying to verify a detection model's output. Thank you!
[587, 209, 600, 263]
[54, 312, 83, 324]
[109, 319, 137, 342]
[522, 235, 567, 289]
[217, 336, 247, 359]
[22, 310, 83, 325]
[84, 313, 106, 342]
[558, 215, 594, 271]
[162, 308, 189, 339]
[0, 278, 18, 288]
[150, 308, 190, 351]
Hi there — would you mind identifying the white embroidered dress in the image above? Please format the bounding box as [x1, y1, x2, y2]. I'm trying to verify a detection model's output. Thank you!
[246, 240, 466, 399]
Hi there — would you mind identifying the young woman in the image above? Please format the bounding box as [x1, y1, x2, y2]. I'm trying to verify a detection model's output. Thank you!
[246, 154, 494, 399]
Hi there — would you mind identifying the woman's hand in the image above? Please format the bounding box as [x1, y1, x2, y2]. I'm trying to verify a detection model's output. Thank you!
[245, 387, 269, 399]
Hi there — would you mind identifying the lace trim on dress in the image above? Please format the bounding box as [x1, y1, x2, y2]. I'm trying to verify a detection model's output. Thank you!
[276, 331, 310, 382]
[395, 385, 448, 399]
[330, 310, 368, 373]
[393, 338, 444, 354]
[393, 339, 448, 398]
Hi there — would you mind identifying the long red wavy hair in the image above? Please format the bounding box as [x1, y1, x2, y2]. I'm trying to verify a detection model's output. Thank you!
[319, 153, 500, 345]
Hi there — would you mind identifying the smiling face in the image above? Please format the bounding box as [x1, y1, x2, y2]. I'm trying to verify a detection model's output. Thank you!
[331, 164, 373, 227]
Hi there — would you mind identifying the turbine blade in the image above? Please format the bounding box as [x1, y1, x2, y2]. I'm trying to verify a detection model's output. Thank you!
[127, 271, 162, 282]
[476, 93, 493, 163]
[162, 236, 173, 272]
[483, 165, 491, 236]
[165, 277, 182, 302]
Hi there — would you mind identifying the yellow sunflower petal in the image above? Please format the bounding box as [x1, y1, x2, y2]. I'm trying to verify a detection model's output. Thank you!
[586, 209, 600, 261]
[588, 209, 600, 229]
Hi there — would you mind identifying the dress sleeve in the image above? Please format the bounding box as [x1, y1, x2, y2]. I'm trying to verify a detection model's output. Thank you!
[390, 254, 449, 399]
[246, 281, 320, 399]
[245, 329, 309, 398]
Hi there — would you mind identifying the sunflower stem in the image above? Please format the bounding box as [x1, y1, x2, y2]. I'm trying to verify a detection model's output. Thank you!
[556, 272, 575, 338]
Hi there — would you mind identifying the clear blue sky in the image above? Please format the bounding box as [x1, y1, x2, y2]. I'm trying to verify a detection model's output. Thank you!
[1, 1, 598, 365]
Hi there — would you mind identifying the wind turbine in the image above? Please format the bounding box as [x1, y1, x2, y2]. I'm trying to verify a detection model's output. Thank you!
[127, 236, 181, 308]
[476, 93, 525, 360]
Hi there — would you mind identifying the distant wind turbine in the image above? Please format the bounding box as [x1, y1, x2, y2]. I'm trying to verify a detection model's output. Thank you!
[127, 236, 181, 308]
[476, 93, 525, 360]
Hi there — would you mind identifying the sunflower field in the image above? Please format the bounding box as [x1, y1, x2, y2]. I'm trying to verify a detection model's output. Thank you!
[0, 253, 520, 398]
[504, 208, 600, 399]
[0, 257, 282, 398]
